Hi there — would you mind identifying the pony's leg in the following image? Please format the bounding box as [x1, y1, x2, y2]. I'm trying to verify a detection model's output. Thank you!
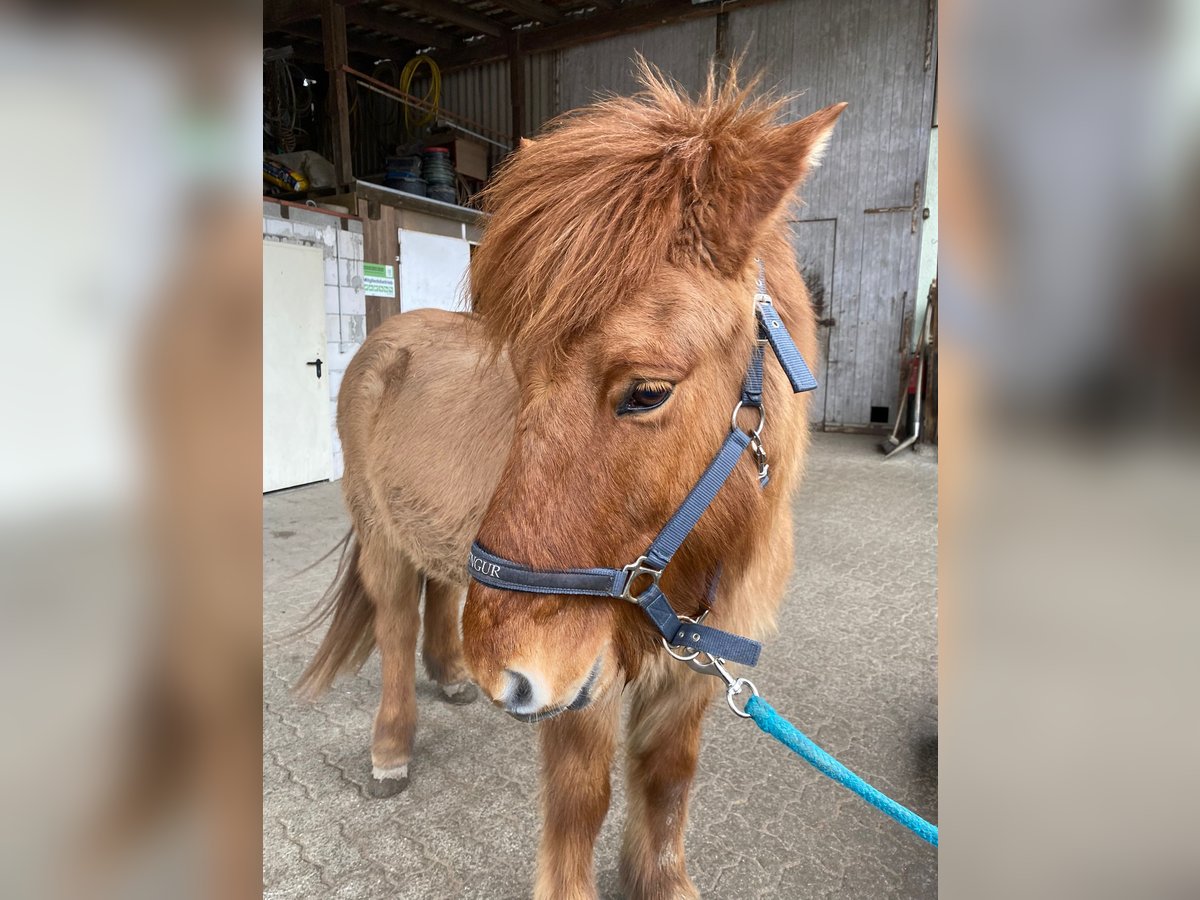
[535, 687, 621, 900]
[619, 668, 714, 900]
[422, 577, 478, 705]
[359, 542, 423, 798]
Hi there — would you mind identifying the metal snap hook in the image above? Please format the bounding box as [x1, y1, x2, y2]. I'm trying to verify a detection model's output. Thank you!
[750, 434, 769, 483]
[668, 645, 759, 719]
[726, 677, 759, 719]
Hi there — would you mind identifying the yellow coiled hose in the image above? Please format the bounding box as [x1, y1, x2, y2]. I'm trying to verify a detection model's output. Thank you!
[400, 55, 440, 132]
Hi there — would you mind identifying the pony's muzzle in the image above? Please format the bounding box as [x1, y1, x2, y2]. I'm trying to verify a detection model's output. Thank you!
[488, 658, 602, 723]
[463, 581, 607, 721]
[500, 668, 546, 715]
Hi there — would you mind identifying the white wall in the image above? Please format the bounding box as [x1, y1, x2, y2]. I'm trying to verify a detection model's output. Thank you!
[262, 203, 366, 480]
[914, 126, 938, 344]
[399, 229, 472, 313]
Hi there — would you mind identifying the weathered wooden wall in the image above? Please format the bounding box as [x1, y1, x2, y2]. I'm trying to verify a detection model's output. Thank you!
[729, 0, 937, 429]
[550, 0, 937, 429]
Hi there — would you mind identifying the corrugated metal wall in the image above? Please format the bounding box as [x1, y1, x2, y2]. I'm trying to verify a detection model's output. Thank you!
[557, 18, 717, 109]
[525, 52, 559, 134]
[439, 52, 559, 165]
[439, 59, 511, 145]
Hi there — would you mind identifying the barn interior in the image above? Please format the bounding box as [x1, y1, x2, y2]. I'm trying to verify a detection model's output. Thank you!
[262, 0, 938, 492]
[263, 3, 938, 897]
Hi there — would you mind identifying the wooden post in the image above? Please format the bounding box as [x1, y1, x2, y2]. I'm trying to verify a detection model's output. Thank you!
[322, 0, 353, 188]
[715, 11, 730, 85]
[509, 37, 525, 149]
[358, 198, 402, 332]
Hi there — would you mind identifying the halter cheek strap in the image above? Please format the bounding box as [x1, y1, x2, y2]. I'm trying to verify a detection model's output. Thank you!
[757, 297, 817, 393]
[468, 260, 816, 670]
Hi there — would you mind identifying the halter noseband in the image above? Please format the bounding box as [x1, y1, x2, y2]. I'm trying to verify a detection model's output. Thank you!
[467, 260, 816, 669]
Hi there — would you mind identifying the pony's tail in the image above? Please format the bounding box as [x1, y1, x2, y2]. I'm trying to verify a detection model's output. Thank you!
[293, 532, 377, 698]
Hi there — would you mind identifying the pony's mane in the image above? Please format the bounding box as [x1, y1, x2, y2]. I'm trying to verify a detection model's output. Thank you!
[470, 62, 795, 357]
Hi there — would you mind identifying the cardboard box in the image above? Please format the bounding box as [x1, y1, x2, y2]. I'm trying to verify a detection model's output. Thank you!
[425, 131, 490, 182]
[451, 138, 488, 181]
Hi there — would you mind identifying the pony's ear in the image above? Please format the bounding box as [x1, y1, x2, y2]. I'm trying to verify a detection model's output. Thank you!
[706, 101, 847, 273]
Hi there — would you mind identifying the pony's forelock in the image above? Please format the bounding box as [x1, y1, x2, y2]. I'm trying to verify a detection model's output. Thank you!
[469, 61, 797, 358]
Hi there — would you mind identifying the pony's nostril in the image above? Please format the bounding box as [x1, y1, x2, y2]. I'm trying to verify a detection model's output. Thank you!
[505, 669, 534, 710]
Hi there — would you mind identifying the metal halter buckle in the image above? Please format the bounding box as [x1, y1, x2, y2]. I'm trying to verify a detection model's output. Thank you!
[619, 556, 663, 603]
[662, 613, 708, 662]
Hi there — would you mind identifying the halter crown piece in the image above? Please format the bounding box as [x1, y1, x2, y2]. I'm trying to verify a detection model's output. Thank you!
[468, 260, 817, 671]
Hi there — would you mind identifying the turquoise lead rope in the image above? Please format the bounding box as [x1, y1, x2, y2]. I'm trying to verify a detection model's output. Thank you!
[745, 695, 939, 847]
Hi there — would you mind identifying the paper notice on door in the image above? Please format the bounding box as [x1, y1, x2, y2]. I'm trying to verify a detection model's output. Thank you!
[362, 263, 395, 298]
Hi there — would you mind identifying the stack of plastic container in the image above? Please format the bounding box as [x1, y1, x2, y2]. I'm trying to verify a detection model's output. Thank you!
[421, 147, 456, 204]
[385, 155, 425, 196]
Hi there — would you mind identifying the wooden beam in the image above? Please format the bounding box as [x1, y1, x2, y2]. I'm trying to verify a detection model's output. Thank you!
[322, 0, 354, 186]
[282, 42, 328, 65]
[265, 0, 322, 27]
[385, 0, 506, 38]
[265, 35, 381, 68]
[521, 0, 735, 51]
[714, 9, 729, 70]
[265, 0, 366, 28]
[489, 0, 563, 24]
[436, 0, 789, 72]
[428, 37, 505, 71]
[282, 19, 414, 62]
[344, 5, 455, 49]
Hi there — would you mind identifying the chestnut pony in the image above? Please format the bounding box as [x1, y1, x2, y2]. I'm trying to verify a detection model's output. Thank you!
[298, 68, 844, 899]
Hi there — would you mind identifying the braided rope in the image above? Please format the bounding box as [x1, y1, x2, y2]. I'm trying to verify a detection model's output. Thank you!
[746, 695, 938, 846]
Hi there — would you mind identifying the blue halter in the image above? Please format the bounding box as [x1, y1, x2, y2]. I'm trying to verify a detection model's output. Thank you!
[467, 261, 816, 669]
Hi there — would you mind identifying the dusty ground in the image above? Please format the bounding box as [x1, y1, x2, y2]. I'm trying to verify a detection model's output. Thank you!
[264, 432, 938, 899]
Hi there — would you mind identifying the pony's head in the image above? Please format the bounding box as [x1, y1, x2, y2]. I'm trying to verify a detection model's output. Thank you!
[463, 66, 845, 720]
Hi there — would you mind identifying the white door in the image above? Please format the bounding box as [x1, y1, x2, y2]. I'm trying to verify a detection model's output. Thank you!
[263, 240, 332, 492]
[398, 229, 471, 312]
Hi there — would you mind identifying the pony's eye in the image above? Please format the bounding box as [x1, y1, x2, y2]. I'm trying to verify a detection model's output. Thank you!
[619, 381, 674, 415]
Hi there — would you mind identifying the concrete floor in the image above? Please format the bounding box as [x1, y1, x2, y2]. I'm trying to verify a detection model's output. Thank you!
[263, 433, 938, 899]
